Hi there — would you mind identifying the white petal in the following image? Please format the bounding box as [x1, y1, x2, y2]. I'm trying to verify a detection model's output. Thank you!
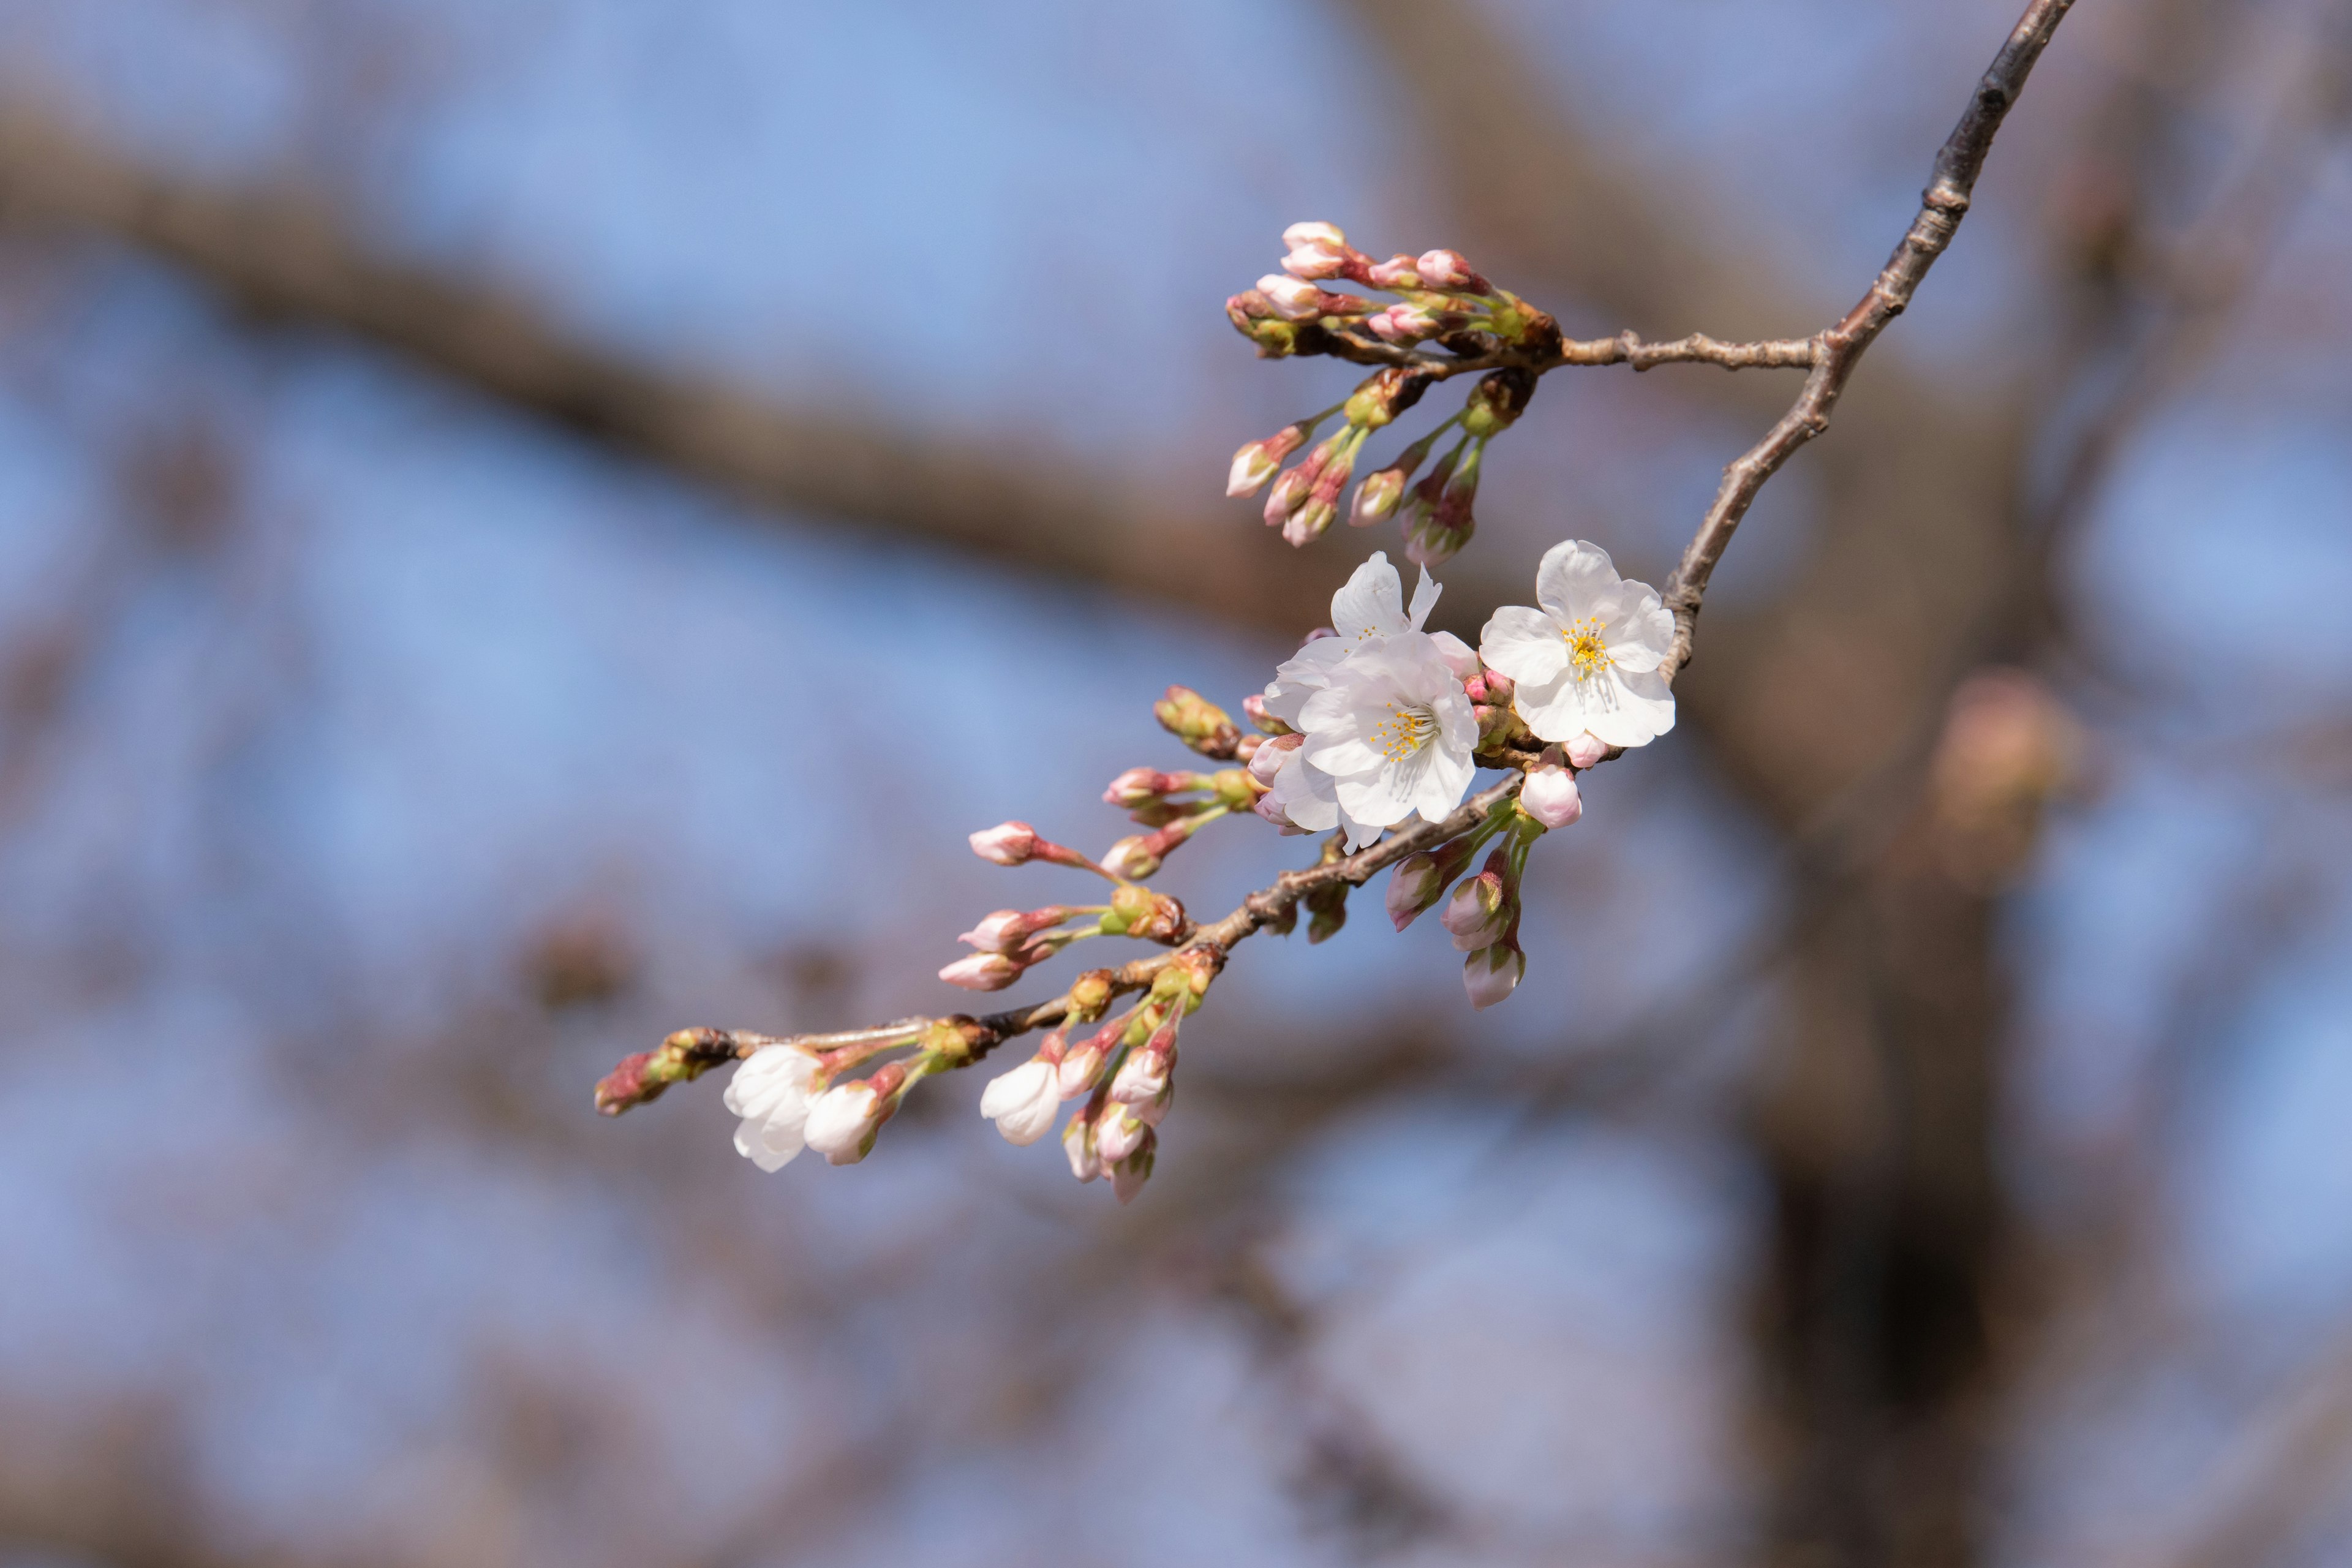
[1333, 767, 1416, 829]
[1406, 565, 1442, 631]
[1510, 671, 1602, 745]
[734, 1114, 805, 1172]
[1328, 551, 1406, 642]
[1428, 630, 1480, 680]
[1262, 638, 1351, 725]
[1411, 745, 1476, 823]
[1479, 605, 1569, 686]
[1533, 539, 1623, 624]
[1270, 753, 1342, 830]
[1603, 595, 1676, 674]
[1303, 731, 1387, 777]
[1583, 667, 1677, 747]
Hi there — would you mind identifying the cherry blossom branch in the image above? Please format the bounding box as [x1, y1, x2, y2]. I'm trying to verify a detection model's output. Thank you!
[1656, 0, 2078, 680]
[1300, 325, 1819, 379]
[599, 0, 2079, 1205]
[595, 773, 1526, 1115]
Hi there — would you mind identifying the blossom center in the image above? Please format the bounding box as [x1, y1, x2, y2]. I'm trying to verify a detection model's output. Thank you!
[1562, 616, 1613, 680]
[1369, 701, 1437, 762]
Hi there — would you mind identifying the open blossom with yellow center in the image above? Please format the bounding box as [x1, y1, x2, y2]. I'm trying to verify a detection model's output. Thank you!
[1477, 540, 1676, 748]
[1261, 550, 1444, 728]
[1298, 632, 1479, 849]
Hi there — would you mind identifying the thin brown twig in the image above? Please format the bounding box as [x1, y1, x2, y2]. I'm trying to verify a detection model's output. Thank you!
[1660, 0, 2080, 680]
[1310, 325, 1819, 379]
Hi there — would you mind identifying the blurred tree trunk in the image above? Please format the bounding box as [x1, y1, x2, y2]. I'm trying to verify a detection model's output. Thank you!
[1751, 825, 2004, 1567]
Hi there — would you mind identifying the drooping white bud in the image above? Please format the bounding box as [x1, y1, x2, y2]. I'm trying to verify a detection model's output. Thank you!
[803, 1082, 884, 1165]
[979, 1057, 1062, 1146]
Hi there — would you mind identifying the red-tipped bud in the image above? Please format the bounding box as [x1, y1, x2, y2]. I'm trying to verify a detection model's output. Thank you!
[940, 951, 1025, 991]
[970, 821, 1039, 865]
[1257, 274, 1366, 321]
[1104, 767, 1193, 809]
[1441, 870, 1509, 951]
[959, 906, 1074, 954]
[1227, 423, 1309, 498]
[1415, 248, 1490, 292]
[1365, 253, 1421, 289]
[1365, 301, 1444, 342]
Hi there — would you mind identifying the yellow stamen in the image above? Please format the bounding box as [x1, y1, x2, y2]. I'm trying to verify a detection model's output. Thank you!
[1562, 616, 1613, 680]
[1368, 701, 1436, 762]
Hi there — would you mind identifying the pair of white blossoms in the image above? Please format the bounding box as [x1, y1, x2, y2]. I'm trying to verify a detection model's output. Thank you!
[1254, 539, 1676, 848]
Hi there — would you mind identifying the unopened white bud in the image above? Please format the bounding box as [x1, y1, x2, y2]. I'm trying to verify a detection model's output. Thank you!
[1518, 766, 1583, 829]
[978, 1057, 1061, 1146]
[802, 1082, 884, 1165]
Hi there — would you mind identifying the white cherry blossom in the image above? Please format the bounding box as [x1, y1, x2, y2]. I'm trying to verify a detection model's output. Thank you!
[1298, 633, 1479, 848]
[723, 1046, 819, 1173]
[1261, 551, 1441, 726]
[1478, 540, 1676, 748]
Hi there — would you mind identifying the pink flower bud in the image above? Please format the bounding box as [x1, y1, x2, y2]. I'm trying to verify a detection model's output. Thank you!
[979, 1056, 1062, 1146]
[1102, 835, 1160, 880]
[803, 1081, 886, 1164]
[970, 821, 1039, 865]
[1104, 768, 1185, 808]
[1058, 1035, 1109, 1099]
[940, 952, 1024, 991]
[1365, 301, 1442, 342]
[1282, 238, 1352, 282]
[1110, 1031, 1175, 1105]
[1566, 732, 1610, 770]
[1281, 221, 1348, 252]
[1095, 1103, 1149, 1164]
[1415, 249, 1488, 292]
[1463, 941, 1526, 1011]
[1258, 274, 1330, 321]
[1477, 669, 1517, 706]
[1226, 424, 1308, 498]
[1365, 253, 1421, 289]
[1519, 766, 1583, 829]
[1441, 871, 1508, 951]
[959, 907, 1072, 954]
[1248, 731, 1304, 788]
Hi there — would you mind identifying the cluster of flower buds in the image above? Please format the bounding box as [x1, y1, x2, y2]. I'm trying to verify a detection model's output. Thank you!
[1226, 222, 1556, 559]
[1374, 738, 1601, 1008]
[979, 946, 1218, 1204]
[712, 1014, 993, 1172]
